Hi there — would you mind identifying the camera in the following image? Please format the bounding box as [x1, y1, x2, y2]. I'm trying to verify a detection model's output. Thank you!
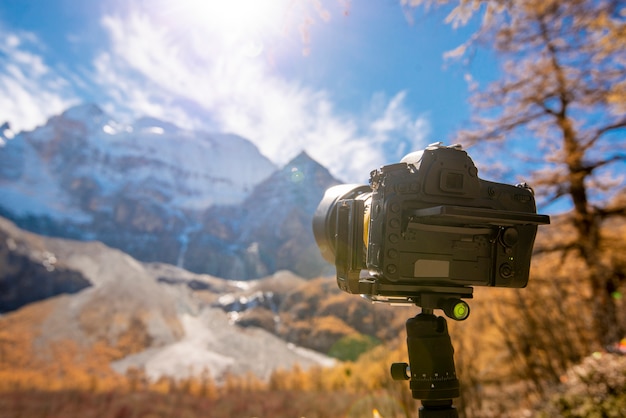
[313, 143, 550, 313]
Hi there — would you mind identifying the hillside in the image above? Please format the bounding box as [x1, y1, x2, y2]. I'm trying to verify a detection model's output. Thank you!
[0, 216, 339, 387]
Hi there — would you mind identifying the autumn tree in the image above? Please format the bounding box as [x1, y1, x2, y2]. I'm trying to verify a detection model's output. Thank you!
[405, 0, 626, 346]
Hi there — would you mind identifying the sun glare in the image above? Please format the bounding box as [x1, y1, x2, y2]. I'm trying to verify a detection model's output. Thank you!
[168, 0, 291, 40]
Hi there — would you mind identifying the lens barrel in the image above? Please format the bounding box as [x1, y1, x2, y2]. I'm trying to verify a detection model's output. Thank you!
[312, 184, 371, 264]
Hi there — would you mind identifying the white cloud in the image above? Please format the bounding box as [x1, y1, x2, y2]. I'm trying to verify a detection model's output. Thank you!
[93, 10, 431, 182]
[0, 29, 78, 132]
[0, 6, 431, 183]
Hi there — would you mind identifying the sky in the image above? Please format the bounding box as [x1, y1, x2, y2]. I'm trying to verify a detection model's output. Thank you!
[0, 0, 496, 184]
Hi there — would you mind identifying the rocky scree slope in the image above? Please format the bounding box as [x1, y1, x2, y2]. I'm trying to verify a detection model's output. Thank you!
[0, 216, 334, 382]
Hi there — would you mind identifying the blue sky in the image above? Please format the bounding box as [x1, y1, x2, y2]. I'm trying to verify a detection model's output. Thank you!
[0, 0, 496, 183]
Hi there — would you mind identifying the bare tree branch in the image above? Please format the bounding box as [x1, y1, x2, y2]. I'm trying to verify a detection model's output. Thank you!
[585, 118, 626, 150]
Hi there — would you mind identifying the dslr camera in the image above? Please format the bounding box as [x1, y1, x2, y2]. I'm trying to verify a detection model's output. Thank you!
[313, 143, 550, 318]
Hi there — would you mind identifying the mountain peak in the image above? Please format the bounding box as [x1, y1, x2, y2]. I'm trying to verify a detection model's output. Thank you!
[281, 150, 326, 173]
[277, 151, 340, 188]
[60, 103, 105, 122]
[288, 150, 314, 164]
[247, 149, 340, 208]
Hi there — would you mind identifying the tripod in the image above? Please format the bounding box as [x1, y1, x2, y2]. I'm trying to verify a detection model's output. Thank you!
[391, 305, 465, 417]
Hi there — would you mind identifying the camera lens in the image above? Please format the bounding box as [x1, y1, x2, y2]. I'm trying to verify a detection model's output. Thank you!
[312, 184, 371, 264]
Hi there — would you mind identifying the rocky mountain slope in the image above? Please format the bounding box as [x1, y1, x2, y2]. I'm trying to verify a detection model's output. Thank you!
[0, 104, 341, 280]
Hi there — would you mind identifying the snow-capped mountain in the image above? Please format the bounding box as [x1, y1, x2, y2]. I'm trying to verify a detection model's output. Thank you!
[0, 104, 341, 279]
[0, 103, 276, 219]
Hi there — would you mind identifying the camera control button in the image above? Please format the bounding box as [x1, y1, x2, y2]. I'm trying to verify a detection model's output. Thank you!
[373, 203, 381, 219]
[501, 227, 519, 247]
[499, 263, 514, 279]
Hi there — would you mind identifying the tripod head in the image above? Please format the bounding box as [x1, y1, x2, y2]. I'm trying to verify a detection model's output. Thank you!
[391, 292, 470, 417]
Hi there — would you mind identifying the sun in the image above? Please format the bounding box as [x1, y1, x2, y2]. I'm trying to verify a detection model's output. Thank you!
[154, 0, 328, 58]
[165, 0, 292, 40]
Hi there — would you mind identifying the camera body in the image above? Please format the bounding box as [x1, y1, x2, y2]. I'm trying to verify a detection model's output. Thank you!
[313, 143, 550, 305]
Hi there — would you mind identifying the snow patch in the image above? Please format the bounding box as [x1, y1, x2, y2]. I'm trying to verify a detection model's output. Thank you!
[102, 124, 116, 135]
